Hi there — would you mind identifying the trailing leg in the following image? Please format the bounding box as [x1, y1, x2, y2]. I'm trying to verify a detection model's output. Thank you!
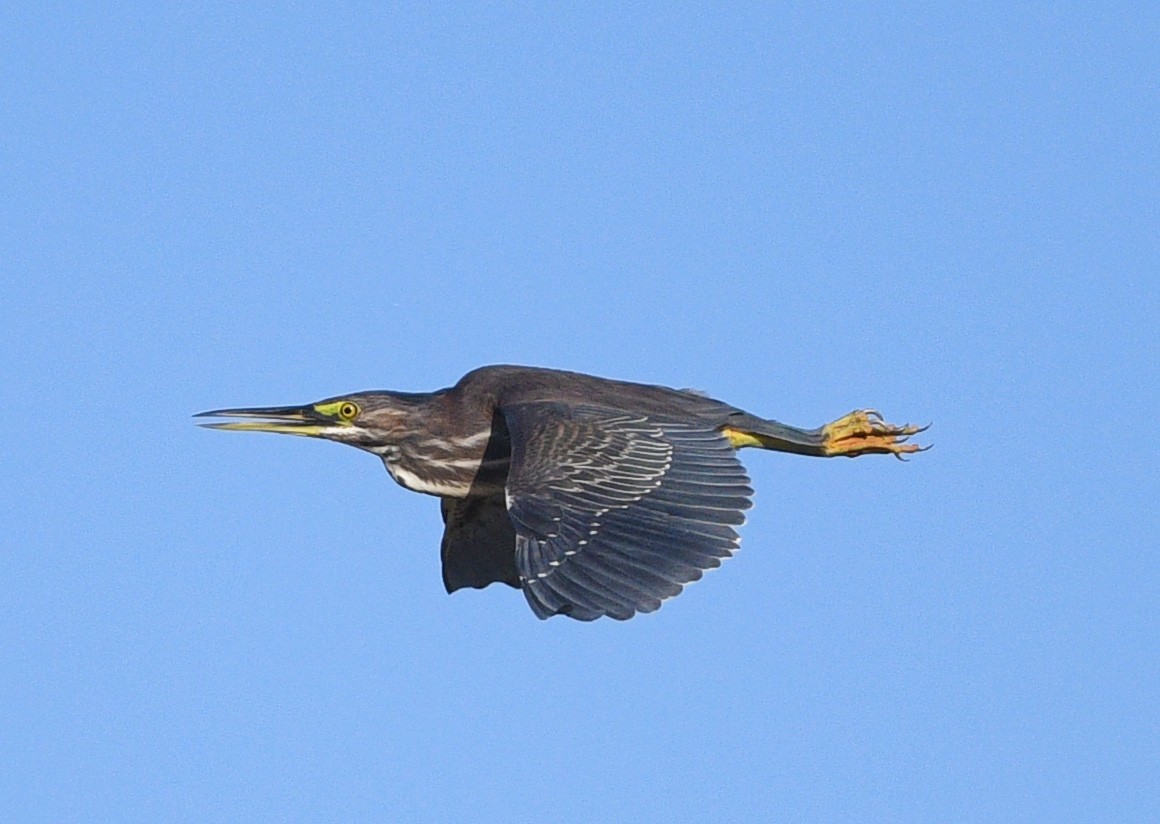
[721, 410, 929, 460]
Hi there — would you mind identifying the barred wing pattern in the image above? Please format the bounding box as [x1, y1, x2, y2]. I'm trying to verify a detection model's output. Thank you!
[502, 403, 753, 620]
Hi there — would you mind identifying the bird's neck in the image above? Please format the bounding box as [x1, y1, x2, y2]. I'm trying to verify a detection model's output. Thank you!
[381, 424, 510, 499]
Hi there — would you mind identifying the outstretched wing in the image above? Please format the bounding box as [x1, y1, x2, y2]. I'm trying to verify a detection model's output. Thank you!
[502, 402, 753, 620]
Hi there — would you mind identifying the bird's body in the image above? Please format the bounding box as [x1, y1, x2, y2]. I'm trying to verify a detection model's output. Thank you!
[199, 365, 927, 621]
[366, 366, 747, 497]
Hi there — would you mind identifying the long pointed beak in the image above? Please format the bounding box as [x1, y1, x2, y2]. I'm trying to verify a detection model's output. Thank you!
[194, 405, 328, 436]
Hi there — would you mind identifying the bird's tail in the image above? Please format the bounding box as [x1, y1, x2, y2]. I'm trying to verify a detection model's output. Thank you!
[721, 410, 929, 459]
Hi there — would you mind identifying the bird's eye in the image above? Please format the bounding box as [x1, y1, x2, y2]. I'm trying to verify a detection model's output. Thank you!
[339, 402, 359, 421]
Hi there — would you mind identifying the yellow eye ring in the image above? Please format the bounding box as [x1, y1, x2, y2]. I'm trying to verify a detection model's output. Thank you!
[339, 402, 359, 421]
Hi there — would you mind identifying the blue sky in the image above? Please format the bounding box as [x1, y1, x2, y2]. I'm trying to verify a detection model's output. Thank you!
[3, 4, 1157, 822]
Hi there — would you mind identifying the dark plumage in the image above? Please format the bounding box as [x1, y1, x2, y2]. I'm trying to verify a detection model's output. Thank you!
[198, 365, 928, 620]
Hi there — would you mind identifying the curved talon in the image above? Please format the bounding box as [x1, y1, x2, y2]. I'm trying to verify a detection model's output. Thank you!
[895, 443, 933, 460]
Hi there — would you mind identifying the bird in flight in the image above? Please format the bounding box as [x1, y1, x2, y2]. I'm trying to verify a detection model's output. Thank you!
[198, 365, 928, 621]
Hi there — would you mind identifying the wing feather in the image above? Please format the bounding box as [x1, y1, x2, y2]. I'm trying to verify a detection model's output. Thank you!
[503, 402, 752, 620]
[439, 496, 520, 592]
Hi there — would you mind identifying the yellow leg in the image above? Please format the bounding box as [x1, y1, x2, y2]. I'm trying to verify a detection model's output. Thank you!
[821, 410, 930, 460]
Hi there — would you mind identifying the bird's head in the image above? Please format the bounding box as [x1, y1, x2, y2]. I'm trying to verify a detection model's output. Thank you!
[196, 391, 432, 452]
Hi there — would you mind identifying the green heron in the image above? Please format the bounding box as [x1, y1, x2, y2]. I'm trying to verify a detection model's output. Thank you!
[198, 365, 927, 621]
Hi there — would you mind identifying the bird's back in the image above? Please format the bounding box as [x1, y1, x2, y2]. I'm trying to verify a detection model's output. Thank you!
[453, 364, 744, 423]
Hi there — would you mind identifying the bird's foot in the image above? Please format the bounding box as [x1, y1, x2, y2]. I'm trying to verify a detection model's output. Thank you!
[821, 410, 930, 460]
